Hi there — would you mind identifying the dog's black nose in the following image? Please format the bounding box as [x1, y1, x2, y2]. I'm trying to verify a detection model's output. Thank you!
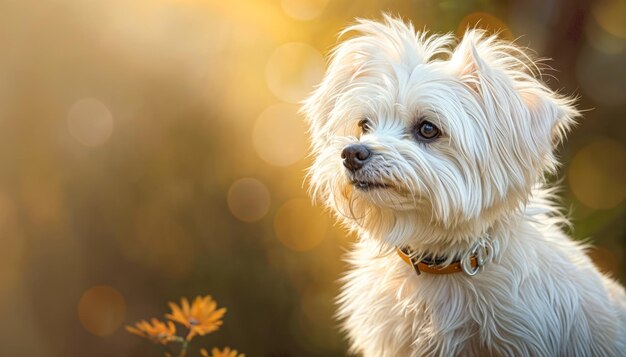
[341, 144, 371, 171]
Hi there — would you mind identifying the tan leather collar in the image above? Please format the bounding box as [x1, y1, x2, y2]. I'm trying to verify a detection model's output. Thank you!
[396, 247, 479, 275]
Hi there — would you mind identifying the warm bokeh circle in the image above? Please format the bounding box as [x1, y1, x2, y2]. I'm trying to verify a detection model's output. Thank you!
[78, 285, 126, 337]
[568, 138, 626, 210]
[227, 177, 271, 222]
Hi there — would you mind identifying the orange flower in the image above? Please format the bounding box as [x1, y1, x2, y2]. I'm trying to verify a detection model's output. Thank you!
[125, 318, 176, 345]
[200, 347, 245, 357]
[166, 295, 226, 341]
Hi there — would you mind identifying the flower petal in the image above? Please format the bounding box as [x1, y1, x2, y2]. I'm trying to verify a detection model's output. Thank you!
[166, 302, 188, 327]
[181, 298, 191, 315]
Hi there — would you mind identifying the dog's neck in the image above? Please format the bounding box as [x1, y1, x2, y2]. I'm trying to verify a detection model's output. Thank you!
[356, 205, 522, 271]
[366, 211, 498, 248]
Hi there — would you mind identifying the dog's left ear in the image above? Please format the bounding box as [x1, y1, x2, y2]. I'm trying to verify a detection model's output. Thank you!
[450, 30, 579, 171]
[518, 85, 579, 151]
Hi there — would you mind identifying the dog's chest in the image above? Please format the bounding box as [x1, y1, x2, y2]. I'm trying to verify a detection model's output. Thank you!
[337, 246, 500, 356]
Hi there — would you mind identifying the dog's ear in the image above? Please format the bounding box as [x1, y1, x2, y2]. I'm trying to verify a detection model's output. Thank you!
[519, 88, 579, 147]
[450, 30, 579, 171]
[449, 30, 490, 95]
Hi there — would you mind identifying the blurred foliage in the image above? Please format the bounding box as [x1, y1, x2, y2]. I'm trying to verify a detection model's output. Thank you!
[0, 0, 624, 356]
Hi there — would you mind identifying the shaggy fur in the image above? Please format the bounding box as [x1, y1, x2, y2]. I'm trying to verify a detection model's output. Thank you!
[303, 15, 626, 356]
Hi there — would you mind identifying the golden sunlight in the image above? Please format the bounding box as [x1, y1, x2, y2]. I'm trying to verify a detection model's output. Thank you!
[281, 0, 329, 21]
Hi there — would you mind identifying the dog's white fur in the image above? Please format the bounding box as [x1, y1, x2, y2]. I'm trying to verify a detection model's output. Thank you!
[303, 15, 626, 356]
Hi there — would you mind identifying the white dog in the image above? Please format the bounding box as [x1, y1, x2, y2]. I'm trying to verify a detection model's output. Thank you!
[303, 15, 626, 356]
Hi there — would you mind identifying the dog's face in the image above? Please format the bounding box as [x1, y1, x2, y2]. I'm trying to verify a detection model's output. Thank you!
[304, 17, 578, 248]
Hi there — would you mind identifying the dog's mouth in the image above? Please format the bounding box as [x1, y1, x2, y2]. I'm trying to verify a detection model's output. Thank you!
[351, 180, 391, 190]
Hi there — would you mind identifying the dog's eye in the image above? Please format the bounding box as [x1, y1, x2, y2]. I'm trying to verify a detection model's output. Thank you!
[358, 119, 372, 134]
[414, 121, 440, 141]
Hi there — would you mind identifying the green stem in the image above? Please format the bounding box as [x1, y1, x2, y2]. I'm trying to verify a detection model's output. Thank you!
[167, 336, 188, 357]
[178, 340, 188, 357]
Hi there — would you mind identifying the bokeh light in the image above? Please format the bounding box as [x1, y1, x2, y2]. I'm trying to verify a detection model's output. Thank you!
[274, 198, 328, 251]
[585, 20, 626, 54]
[67, 98, 114, 147]
[227, 178, 271, 222]
[592, 0, 626, 39]
[265, 42, 325, 104]
[78, 285, 126, 337]
[253, 103, 308, 166]
[281, 0, 329, 21]
[568, 138, 626, 210]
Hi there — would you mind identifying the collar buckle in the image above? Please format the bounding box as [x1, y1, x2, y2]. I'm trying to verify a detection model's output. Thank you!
[397, 247, 421, 275]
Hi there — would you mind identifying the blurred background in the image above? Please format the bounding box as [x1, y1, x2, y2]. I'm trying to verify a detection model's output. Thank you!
[0, 0, 625, 355]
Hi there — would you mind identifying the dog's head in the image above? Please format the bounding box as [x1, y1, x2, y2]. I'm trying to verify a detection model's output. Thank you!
[303, 16, 578, 249]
